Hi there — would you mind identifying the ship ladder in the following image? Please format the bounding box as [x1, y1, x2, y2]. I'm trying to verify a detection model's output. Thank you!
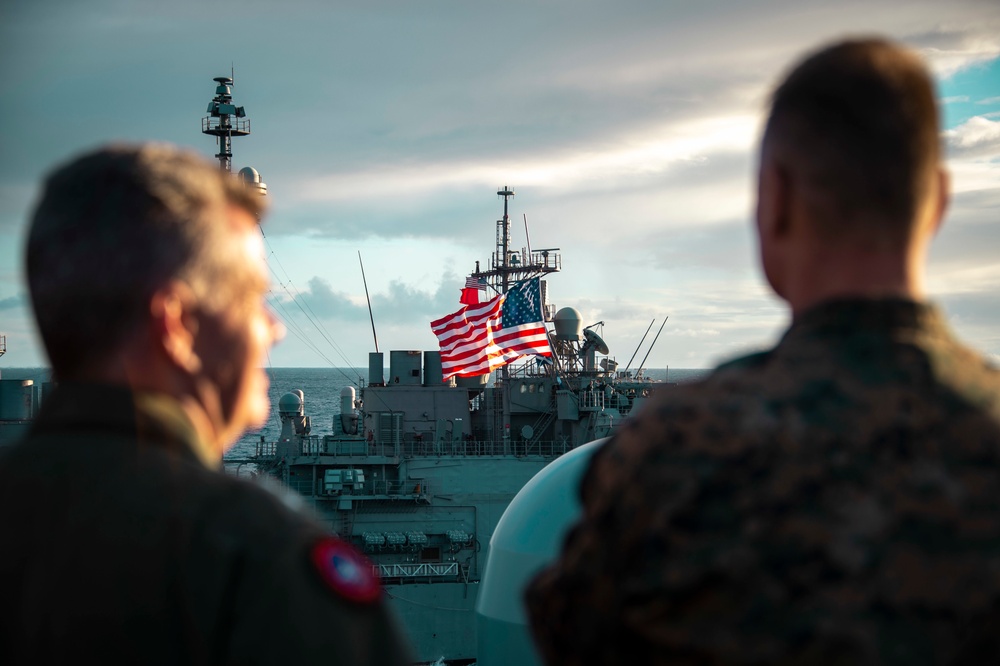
[526, 399, 558, 455]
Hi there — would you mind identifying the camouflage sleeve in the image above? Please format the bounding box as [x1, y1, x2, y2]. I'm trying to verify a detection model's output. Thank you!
[526, 373, 1000, 665]
[524, 415, 672, 665]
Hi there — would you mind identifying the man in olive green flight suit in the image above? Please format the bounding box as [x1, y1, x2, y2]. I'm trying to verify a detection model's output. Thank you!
[526, 38, 1000, 665]
[0, 144, 413, 665]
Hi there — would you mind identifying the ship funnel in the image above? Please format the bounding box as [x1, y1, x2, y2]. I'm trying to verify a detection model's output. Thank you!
[552, 307, 582, 341]
[423, 351, 445, 386]
[369, 352, 384, 386]
[389, 351, 421, 386]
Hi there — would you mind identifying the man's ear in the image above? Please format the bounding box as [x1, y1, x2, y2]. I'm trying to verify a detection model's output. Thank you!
[149, 282, 202, 374]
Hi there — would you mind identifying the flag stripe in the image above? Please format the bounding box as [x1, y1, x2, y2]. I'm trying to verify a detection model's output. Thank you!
[430, 277, 552, 381]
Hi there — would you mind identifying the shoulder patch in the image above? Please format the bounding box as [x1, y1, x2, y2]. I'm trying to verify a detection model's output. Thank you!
[310, 537, 381, 604]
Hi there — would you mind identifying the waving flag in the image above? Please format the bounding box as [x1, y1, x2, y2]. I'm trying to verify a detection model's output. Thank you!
[431, 277, 551, 380]
[459, 276, 486, 306]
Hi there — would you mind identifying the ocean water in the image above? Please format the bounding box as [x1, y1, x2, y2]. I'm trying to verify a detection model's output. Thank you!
[0, 366, 710, 459]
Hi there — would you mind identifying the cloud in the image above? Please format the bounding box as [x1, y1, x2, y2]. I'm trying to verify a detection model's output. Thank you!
[291, 115, 759, 205]
[942, 96, 971, 104]
[671, 328, 722, 338]
[944, 116, 1000, 160]
[978, 96, 1000, 105]
[272, 274, 461, 325]
[907, 27, 1000, 78]
[0, 295, 24, 310]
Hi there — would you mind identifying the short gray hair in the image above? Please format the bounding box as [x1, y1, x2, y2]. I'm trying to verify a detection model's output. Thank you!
[26, 143, 267, 379]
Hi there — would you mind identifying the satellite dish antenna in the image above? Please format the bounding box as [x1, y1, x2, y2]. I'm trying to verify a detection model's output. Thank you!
[583, 328, 610, 355]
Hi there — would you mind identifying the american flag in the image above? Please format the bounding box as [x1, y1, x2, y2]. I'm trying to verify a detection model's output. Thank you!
[465, 276, 486, 290]
[431, 277, 552, 380]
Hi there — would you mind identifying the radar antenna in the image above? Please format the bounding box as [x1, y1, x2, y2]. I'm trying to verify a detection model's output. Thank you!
[202, 75, 267, 199]
[471, 188, 561, 298]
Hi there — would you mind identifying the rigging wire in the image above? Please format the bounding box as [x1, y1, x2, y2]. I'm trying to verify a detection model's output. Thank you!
[259, 231, 366, 387]
[256, 231, 415, 418]
[264, 238, 355, 363]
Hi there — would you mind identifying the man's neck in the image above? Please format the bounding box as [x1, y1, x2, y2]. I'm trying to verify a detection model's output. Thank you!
[784, 242, 926, 316]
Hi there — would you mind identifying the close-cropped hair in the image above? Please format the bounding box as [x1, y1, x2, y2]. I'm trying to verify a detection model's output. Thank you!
[763, 37, 941, 239]
[26, 143, 266, 379]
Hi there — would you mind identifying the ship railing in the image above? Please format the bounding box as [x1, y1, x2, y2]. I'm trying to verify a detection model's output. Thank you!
[502, 358, 552, 379]
[315, 478, 429, 498]
[255, 440, 277, 458]
[399, 438, 567, 457]
[579, 390, 606, 411]
[511, 439, 570, 457]
[399, 438, 503, 456]
[374, 562, 459, 580]
[301, 436, 323, 455]
[375, 480, 428, 497]
[201, 116, 251, 134]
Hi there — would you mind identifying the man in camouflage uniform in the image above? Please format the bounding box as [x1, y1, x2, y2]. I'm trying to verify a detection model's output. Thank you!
[0, 145, 413, 665]
[525, 38, 1000, 665]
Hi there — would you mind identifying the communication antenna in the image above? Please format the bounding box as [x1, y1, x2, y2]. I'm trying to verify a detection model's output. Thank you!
[202, 76, 250, 173]
[624, 319, 655, 372]
[636, 317, 668, 377]
[497, 186, 514, 294]
[359, 252, 380, 353]
[523, 214, 532, 259]
[202, 74, 267, 200]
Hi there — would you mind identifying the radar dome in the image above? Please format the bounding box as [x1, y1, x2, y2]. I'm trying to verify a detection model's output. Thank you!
[553, 307, 582, 341]
[238, 166, 261, 183]
[278, 391, 304, 416]
[475, 438, 606, 665]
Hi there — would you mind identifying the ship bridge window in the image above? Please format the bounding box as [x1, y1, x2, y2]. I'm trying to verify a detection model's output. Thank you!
[528, 383, 536, 393]
[520, 384, 527, 394]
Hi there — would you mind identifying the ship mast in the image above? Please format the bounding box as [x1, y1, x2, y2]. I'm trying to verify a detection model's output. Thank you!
[475, 187, 561, 298]
[498, 187, 513, 295]
[202, 75, 267, 197]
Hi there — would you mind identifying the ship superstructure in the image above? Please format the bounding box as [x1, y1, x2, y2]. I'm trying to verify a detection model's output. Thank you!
[225, 193, 665, 662]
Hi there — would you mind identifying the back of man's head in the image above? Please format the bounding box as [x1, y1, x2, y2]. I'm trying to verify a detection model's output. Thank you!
[763, 38, 941, 242]
[26, 144, 265, 380]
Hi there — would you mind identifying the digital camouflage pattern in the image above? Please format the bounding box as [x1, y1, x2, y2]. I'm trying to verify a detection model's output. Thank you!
[526, 298, 1000, 666]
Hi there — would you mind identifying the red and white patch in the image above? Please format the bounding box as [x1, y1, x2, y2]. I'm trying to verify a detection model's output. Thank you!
[310, 537, 381, 604]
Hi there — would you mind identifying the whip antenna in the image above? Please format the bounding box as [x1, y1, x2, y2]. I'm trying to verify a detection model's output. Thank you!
[359, 252, 379, 353]
[624, 319, 655, 372]
[636, 317, 668, 377]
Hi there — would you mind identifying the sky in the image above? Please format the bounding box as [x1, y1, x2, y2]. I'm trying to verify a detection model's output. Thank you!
[1, 0, 998, 372]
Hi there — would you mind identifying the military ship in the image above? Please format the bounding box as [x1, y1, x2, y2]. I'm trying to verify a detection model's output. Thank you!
[203, 75, 669, 663]
[227, 196, 667, 663]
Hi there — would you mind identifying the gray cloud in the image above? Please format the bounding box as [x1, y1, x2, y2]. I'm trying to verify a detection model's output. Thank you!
[273, 273, 462, 325]
[2, 0, 999, 369]
[931, 187, 1000, 269]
